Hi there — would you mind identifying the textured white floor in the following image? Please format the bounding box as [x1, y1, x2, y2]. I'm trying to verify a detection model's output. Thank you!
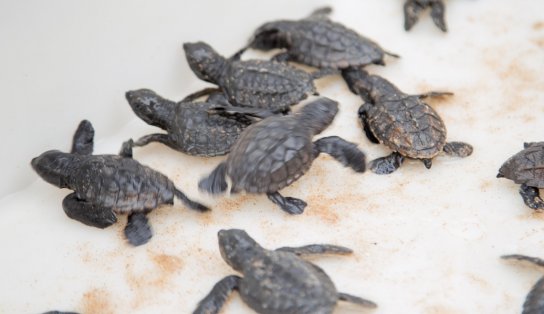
[1, 0, 544, 313]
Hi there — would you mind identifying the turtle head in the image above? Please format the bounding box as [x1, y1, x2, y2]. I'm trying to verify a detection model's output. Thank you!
[249, 21, 290, 51]
[183, 42, 226, 84]
[342, 68, 403, 102]
[218, 229, 261, 271]
[125, 89, 175, 129]
[297, 98, 339, 135]
[31, 150, 74, 188]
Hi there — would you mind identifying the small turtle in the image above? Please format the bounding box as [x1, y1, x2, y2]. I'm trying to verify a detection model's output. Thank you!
[193, 229, 377, 314]
[404, 0, 447, 32]
[247, 7, 399, 69]
[31, 120, 209, 246]
[183, 41, 332, 112]
[125, 89, 255, 157]
[497, 142, 544, 211]
[198, 98, 366, 214]
[342, 68, 472, 174]
[501, 254, 544, 314]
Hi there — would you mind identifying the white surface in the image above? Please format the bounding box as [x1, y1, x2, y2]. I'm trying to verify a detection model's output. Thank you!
[1, 0, 544, 313]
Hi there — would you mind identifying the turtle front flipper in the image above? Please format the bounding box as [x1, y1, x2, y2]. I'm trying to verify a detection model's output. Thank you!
[519, 184, 544, 211]
[369, 152, 404, 175]
[71, 120, 94, 155]
[62, 193, 117, 228]
[502, 254, 544, 313]
[133, 133, 178, 150]
[119, 139, 134, 158]
[276, 244, 352, 256]
[415, 91, 453, 99]
[358, 103, 380, 144]
[193, 275, 242, 314]
[338, 292, 378, 309]
[313, 136, 366, 173]
[443, 141, 473, 157]
[430, 0, 447, 32]
[124, 212, 152, 246]
[523, 276, 544, 313]
[174, 188, 210, 212]
[267, 192, 307, 215]
[182, 87, 222, 103]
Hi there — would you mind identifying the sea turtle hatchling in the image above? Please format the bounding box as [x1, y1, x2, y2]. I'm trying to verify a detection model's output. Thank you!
[183, 41, 333, 113]
[497, 142, 544, 211]
[198, 98, 366, 214]
[342, 68, 472, 174]
[501, 254, 544, 314]
[403, 0, 447, 32]
[31, 120, 209, 246]
[247, 6, 398, 69]
[193, 229, 377, 314]
[125, 89, 255, 157]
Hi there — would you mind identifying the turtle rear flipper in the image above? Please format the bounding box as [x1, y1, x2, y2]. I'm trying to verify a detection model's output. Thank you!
[193, 275, 241, 314]
[369, 152, 404, 175]
[430, 0, 447, 32]
[519, 184, 544, 211]
[443, 142, 473, 157]
[124, 212, 152, 246]
[314, 136, 366, 173]
[338, 292, 377, 308]
[198, 162, 228, 195]
[267, 192, 307, 215]
[71, 120, 94, 155]
[62, 193, 117, 228]
[403, 0, 425, 31]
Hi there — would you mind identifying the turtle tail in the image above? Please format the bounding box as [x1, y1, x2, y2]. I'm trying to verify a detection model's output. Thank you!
[198, 162, 228, 195]
[174, 189, 210, 212]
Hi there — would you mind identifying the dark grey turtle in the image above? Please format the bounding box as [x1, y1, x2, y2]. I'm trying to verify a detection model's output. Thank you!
[125, 89, 255, 157]
[247, 7, 398, 69]
[342, 68, 472, 174]
[502, 254, 544, 314]
[198, 98, 366, 214]
[497, 142, 544, 211]
[193, 229, 377, 314]
[404, 0, 447, 32]
[31, 120, 209, 246]
[183, 41, 332, 112]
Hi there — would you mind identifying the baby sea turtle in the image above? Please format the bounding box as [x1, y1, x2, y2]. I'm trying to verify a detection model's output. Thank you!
[193, 229, 377, 314]
[248, 7, 398, 69]
[497, 142, 544, 211]
[501, 254, 544, 314]
[125, 89, 254, 157]
[404, 0, 447, 32]
[31, 120, 209, 246]
[198, 98, 366, 214]
[342, 68, 472, 174]
[183, 41, 332, 112]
